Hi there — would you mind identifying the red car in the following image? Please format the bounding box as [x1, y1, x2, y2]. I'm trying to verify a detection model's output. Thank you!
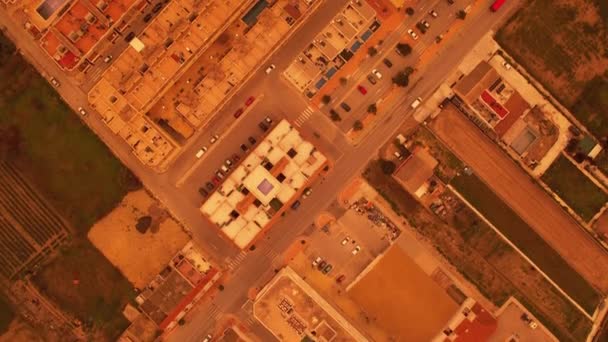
[212, 176, 221, 185]
[357, 85, 367, 95]
[245, 96, 255, 106]
[234, 108, 244, 118]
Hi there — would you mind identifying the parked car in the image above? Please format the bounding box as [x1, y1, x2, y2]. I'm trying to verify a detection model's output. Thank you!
[224, 159, 233, 168]
[50, 77, 60, 87]
[341, 236, 350, 246]
[340, 102, 351, 112]
[220, 164, 229, 173]
[212, 176, 221, 185]
[264, 116, 273, 125]
[124, 31, 135, 42]
[383, 58, 393, 68]
[195, 146, 208, 158]
[231, 153, 240, 163]
[203, 334, 212, 342]
[240, 144, 249, 152]
[152, 3, 163, 12]
[143, 13, 153, 22]
[265, 64, 276, 74]
[215, 170, 225, 179]
[429, 9, 438, 17]
[248, 136, 257, 145]
[336, 274, 346, 283]
[210, 134, 219, 144]
[312, 256, 322, 267]
[367, 74, 377, 85]
[291, 200, 301, 210]
[259, 122, 269, 132]
[407, 29, 419, 40]
[245, 96, 255, 106]
[322, 264, 333, 274]
[77, 107, 87, 116]
[357, 85, 367, 94]
[372, 69, 382, 79]
[198, 188, 209, 197]
[234, 108, 244, 118]
[352, 245, 361, 255]
[302, 187, 312, 198]
[447, 0, 454, 4]
[103, 55, 113, 63]
[205, 182, 214, 191]
[410, 97, 423, 109]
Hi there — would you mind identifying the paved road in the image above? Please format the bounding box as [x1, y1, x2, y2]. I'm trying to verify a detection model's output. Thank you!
[0, 0, 520, 340]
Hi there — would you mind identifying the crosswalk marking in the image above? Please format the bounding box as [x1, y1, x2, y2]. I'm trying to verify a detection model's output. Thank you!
[206, 303, 220, 320]
[226, 251, 247, 270]
[294, 106, 316, 127]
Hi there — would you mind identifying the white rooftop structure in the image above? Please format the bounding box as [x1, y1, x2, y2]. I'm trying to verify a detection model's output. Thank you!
[200, 120, 327, 249]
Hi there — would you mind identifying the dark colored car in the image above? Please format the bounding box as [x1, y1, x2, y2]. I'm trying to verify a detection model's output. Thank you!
[383, 58, 393, 68]
[152, 3, 163, 13]
[259, 122, 269, 132]
[198, 188, 209, 197]
[240, 144, 249, 152]
[318, 261, 327, 270]
[248, 136, 257, 145]
[124, 32, 135, 42]
[291, 200, 301, 210]
[340, 102, 351, 112]
[231, 153, 241, 163]
[205, 182, 214, 191]
[143, 13, 153, 22]
[367, 74, 377, 85]
[323, 264, 333, 274]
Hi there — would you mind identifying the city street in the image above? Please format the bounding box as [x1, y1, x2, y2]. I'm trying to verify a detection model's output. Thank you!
[0, 0, 520, 340]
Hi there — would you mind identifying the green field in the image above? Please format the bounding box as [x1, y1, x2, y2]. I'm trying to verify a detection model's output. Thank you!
[542, 155, 608, 222]
[451, 173, 600, 315]
[33, 239, 133, 340]
[0, 34, 139, 234]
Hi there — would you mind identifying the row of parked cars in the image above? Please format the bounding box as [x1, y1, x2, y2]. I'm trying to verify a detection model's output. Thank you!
[197, 117, 274, 197]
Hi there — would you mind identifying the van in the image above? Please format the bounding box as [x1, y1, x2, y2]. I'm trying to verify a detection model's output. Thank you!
[410, 97, 422, 109]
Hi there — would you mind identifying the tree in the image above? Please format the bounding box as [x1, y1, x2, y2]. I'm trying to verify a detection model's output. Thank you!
[353, 120, 364, 131]
[457, 10, 467, 19]
[395, 43, 412, 56]
[379, 159, 396, 175]
[367, 103, 377, 114]
[368, 47, 378, 57]
[405, 7, 415, 16]
[218, 284, 225, 291]
[178, 318, 186, 326]
[135, 216, 152, 234]
[392, 71, 410, 87]
[329, 110, 342, 122]
[321, 94, 331, 104]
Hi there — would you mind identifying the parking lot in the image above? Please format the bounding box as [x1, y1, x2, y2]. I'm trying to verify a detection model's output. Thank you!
[302, 197, 399, 286]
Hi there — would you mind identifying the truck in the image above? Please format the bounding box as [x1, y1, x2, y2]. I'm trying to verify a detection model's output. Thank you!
[410, 97, 422, 109]
[490, 0, 506, 11]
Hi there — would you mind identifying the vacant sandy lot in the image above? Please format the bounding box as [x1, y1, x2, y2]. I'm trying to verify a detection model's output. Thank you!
[88, 190, 189, 288]
[349, 246, 457, 341]
[430, 108, 608, 293]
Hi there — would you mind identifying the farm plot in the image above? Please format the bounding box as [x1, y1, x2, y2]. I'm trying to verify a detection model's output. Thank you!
[542, 154, 608, 222]
[0, 162, 69, 282]
[496, 0, 608, 138]
[430, 107, 608, 297]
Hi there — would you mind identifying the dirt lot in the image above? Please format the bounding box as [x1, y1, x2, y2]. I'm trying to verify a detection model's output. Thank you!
[0, 319, 44, 342]
[430, 107, 608, 294]
[88, 190, 190, 288]
[496, 0, 608, 138]
[542, 154, 608, 222]
[349, 246, 458, 341]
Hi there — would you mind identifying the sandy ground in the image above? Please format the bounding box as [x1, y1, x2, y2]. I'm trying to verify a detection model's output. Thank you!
[349, 246, 458, 341]
[88, 190, 190, 288]
[0, 319, 46, 342]
[430, 108, 608, 293]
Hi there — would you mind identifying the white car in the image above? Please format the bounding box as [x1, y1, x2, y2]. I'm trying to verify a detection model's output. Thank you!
[502, 61, 512, 70]
[77, 107, 87, 116]
[429, 9, 438, 17]
[103, 55, 113, 63]
[352, 245, 361, 255]
[195, 146, 208, 158]
[225, 159, 233, 167]
[210, 134, 219, 144]
[372, 69, 382, 79]
[265, 64, 276, 74]
[341, 236, 350, 246]
[203, 334, 212, 342]
[407, 29, 418, 40]
[50, 77, 60, 87]
[312, 256, 322, 267]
